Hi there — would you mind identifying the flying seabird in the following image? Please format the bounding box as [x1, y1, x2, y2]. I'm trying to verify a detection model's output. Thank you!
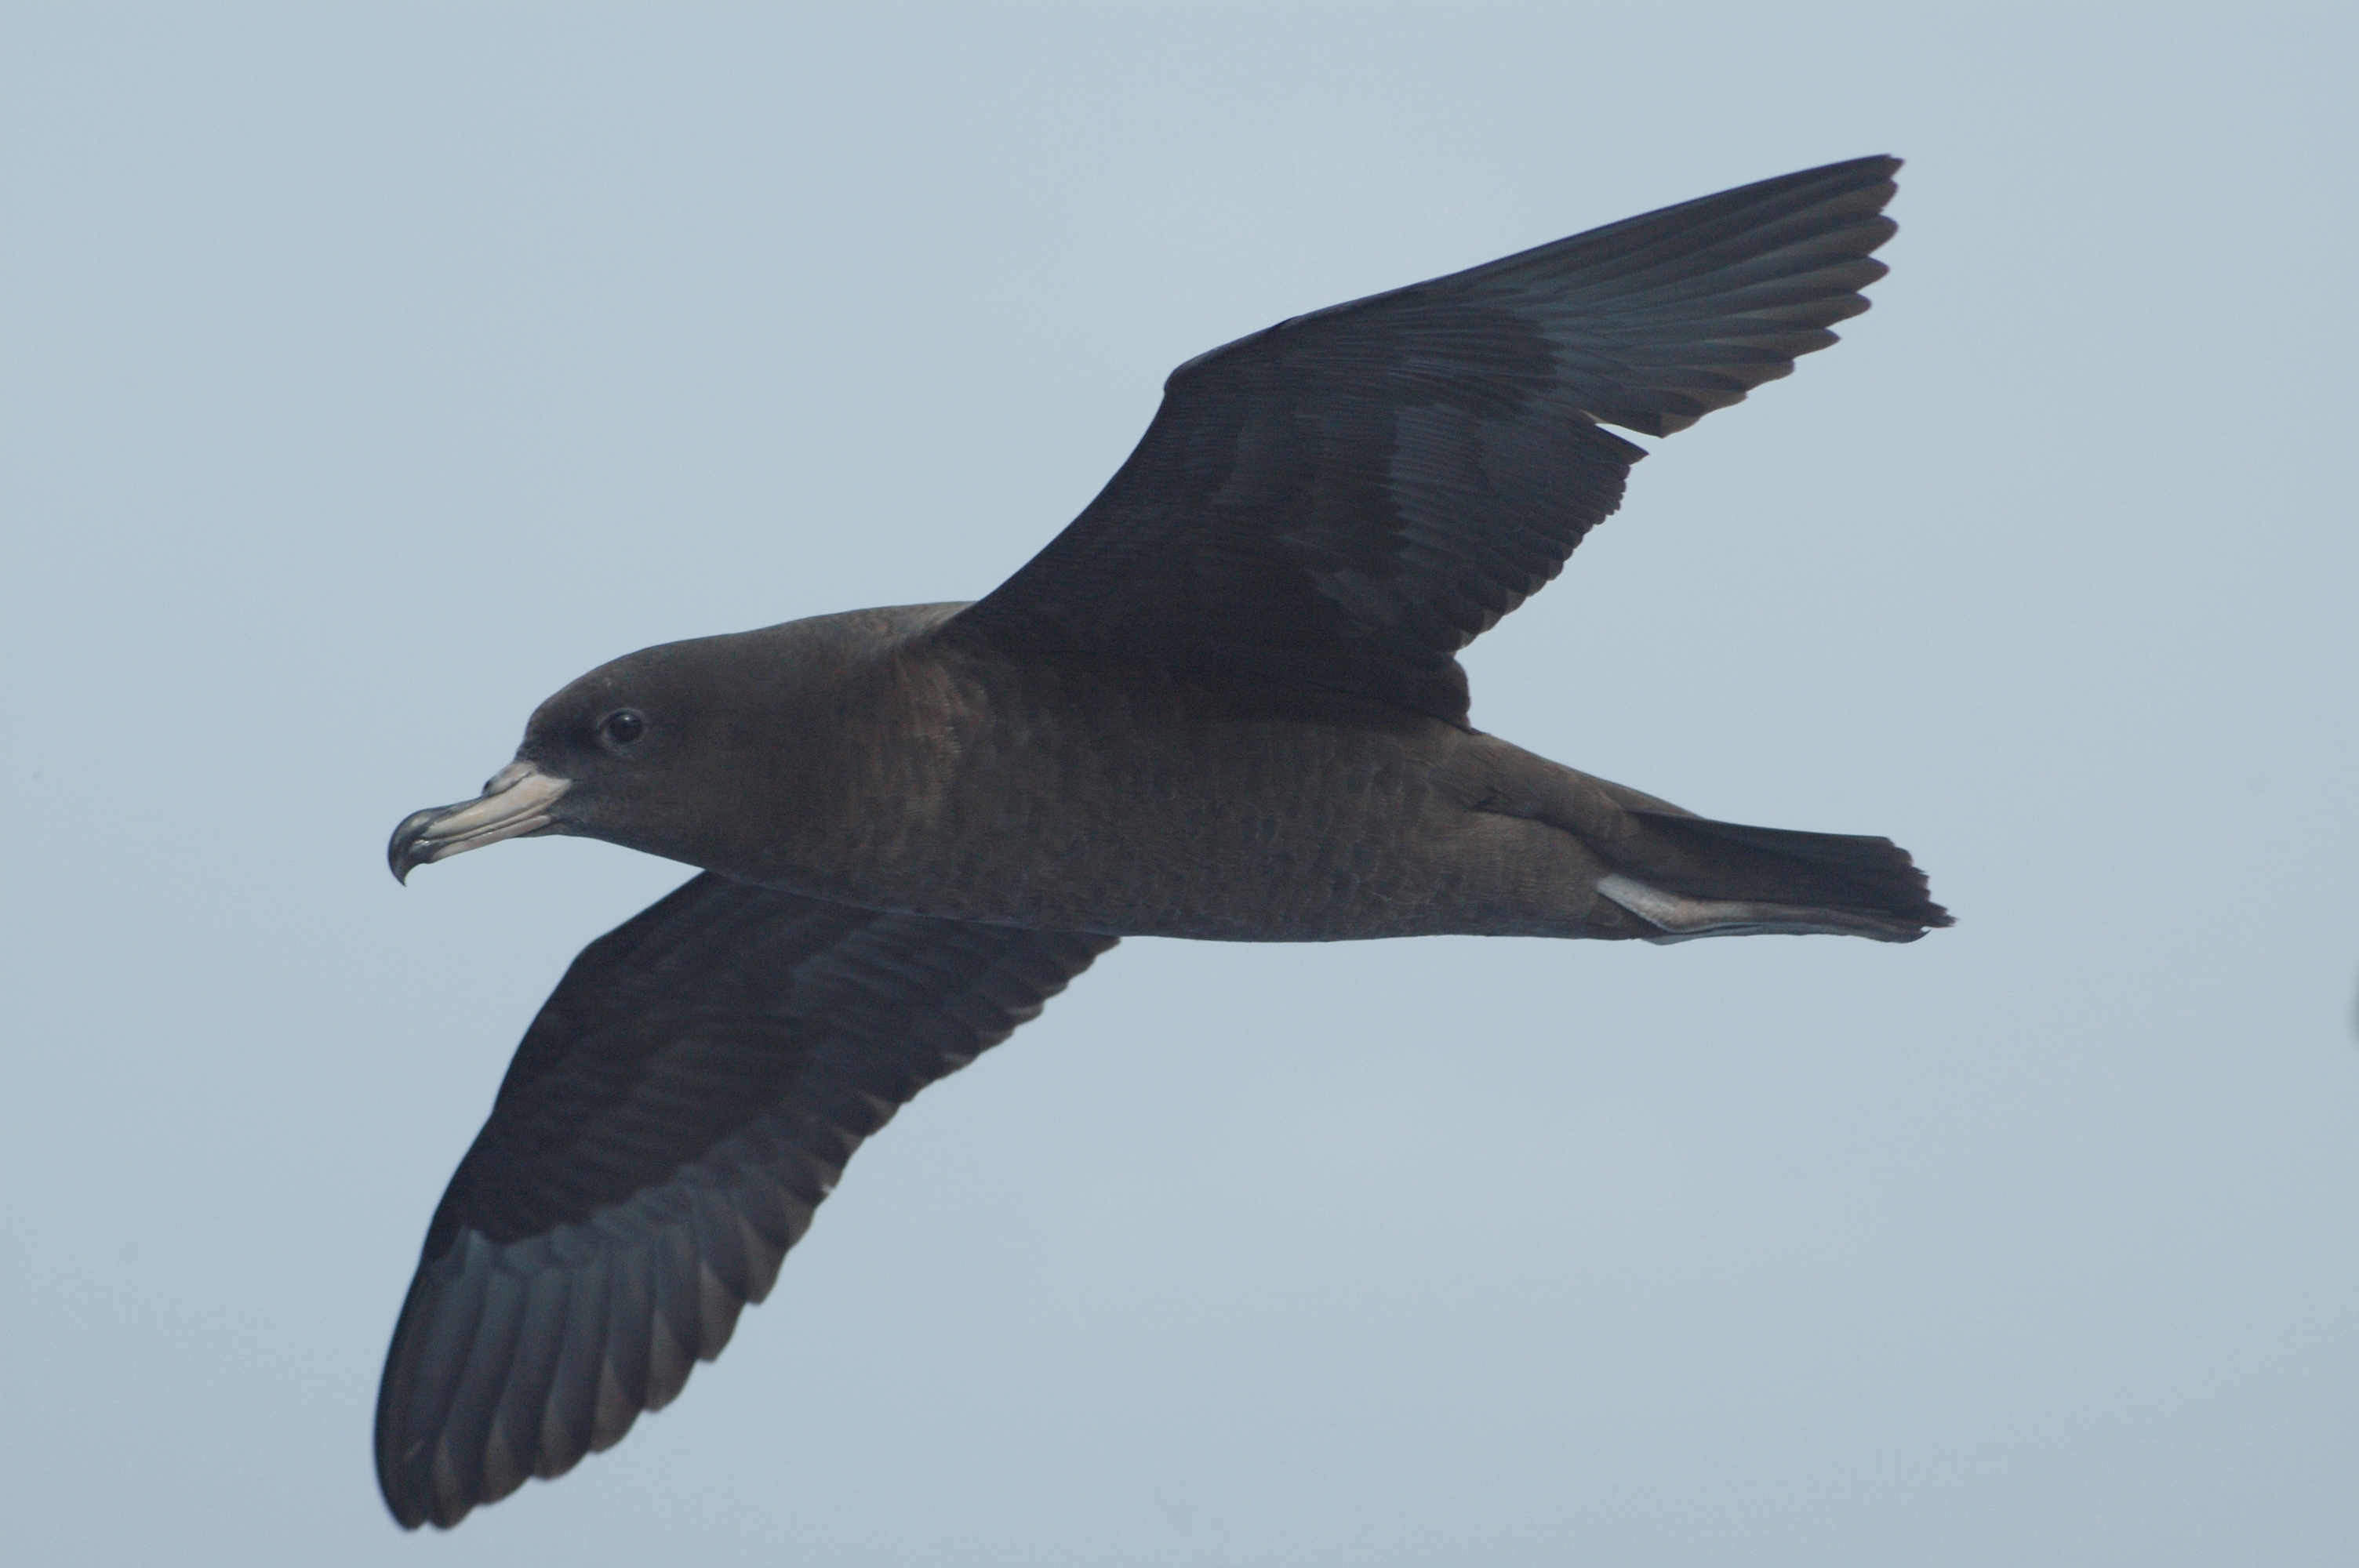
[376, 154, 1947, 1529]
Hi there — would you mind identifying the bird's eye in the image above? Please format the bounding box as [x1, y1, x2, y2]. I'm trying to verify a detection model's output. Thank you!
[599, 709, 647, 749]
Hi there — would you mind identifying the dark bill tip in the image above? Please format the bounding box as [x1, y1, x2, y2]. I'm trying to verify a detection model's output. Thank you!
[387, 807, 445, 884]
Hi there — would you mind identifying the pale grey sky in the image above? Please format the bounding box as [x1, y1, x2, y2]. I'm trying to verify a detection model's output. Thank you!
[5, 5, 2356, 1565]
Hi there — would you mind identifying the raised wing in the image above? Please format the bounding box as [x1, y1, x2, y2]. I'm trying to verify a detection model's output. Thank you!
[947, 156, 1900, 722]
[375, 873, 1115, 1529]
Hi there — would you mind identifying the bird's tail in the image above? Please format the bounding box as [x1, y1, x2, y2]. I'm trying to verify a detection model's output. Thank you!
[1591, 809, 1953, 944]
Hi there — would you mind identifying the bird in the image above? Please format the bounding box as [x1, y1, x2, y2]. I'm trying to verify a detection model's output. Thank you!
[376, 153, 1946, 1529]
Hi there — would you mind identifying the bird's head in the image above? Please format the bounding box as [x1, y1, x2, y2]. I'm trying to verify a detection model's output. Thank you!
[387, 632, 764, 884]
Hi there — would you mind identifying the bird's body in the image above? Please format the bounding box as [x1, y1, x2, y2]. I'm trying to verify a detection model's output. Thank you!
[375, 154, 1949, 1528]
[562, 602, 1643, 942]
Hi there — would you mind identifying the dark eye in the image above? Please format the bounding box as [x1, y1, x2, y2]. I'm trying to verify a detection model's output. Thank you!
[599, 709, 647, 749]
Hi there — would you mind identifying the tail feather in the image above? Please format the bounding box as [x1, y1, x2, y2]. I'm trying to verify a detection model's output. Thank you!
[1596, 808, 1952, 942]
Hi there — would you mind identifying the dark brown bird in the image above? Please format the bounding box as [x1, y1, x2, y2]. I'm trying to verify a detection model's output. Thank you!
[377, 154, 1946, 1529]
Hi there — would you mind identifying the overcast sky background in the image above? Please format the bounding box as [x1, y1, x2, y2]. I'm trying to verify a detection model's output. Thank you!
[5, 5, 2357, 1565]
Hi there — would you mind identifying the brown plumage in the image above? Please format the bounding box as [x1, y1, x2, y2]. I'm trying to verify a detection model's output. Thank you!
[377, 154, 1947, 1529]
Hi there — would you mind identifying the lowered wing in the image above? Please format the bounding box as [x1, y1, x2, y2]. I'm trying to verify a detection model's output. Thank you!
[376, 873, 1114, 1528]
